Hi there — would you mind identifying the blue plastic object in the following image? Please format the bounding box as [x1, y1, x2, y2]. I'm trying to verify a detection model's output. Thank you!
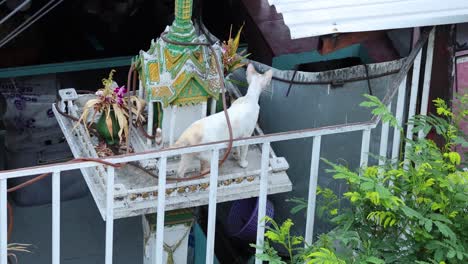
[189, 222, 220, 264]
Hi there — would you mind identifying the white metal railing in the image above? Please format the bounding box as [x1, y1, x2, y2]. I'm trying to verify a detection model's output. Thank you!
[0, 27, 435, 264]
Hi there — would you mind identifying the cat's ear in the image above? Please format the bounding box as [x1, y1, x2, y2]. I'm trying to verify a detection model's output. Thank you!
[246, 64, 256, 84]
[262, 69, 273, 87]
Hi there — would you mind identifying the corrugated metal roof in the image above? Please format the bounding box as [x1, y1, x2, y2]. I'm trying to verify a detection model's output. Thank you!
[268, 0, 468, 39]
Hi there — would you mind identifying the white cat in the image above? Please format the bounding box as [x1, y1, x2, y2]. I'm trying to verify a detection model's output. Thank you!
[173, 64, 273, 177]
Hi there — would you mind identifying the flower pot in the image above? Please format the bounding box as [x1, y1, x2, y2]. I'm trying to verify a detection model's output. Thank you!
[96, 109, 120, 145]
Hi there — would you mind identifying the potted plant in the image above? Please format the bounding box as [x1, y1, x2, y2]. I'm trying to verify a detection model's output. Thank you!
[76, 70, 146, 146]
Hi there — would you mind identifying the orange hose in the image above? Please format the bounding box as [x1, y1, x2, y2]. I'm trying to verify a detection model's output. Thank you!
[7, 202, 13, 241]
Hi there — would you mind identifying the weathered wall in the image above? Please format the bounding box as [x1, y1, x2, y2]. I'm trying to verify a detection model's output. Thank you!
[222, 59, 404, 252]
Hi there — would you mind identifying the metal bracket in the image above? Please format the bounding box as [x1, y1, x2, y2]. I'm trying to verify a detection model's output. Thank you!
[330, 79, 345, 87]
[59, 88, 78, 101]
[114, 184, 127, 197]
[58, 88, 78, 112]
[270, 157, 289, 172]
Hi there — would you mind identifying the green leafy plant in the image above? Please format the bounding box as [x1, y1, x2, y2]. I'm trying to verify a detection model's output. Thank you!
[253, 95, 467, 263]
[287, 187, 339, 220]
[250, 216, 345, 264]
[307, 248, 346, 264]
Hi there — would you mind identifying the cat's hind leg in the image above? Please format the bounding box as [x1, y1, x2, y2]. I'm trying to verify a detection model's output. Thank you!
[232, 146, 241, 161]
[176, 153, 194, 178]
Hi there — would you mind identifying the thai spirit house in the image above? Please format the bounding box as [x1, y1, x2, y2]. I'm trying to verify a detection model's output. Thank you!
[134, 0, 222, 147]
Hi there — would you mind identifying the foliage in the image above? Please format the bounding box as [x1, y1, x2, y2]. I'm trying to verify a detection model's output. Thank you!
[250, 216, 345, 264]
[75, 70, 146, 144]
[286, 197, 308, 216]
[7, 243, 32, 263]
[221, 24, 250, 75]
[307, 248, 346, 264]
[252, 95, 467, 263]
[360, 94, 401, 130]
[287, 186, 339, 220]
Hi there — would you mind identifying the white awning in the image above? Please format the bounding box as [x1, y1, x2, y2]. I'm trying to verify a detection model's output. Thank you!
[268, 0, 468, 39]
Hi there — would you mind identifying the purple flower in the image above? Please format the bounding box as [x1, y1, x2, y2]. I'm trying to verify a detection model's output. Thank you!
[116, 97, 124, 105]
[96, 90, 104, 97]
[113, 86, 127, 98]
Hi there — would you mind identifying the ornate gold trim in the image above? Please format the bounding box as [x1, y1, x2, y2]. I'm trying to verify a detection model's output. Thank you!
[148, 62, 160, 82]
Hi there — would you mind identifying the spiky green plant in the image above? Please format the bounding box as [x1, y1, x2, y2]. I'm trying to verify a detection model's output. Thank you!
[221, 24, 250, 75]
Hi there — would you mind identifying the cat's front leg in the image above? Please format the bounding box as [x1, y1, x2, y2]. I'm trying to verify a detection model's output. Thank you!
[232, 146, 241, 161]
[238, 145, 249, 168]
[200, 159, 211, 174]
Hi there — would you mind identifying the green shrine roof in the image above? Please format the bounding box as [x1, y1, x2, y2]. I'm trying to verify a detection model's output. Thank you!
[134, 0, 222, 107]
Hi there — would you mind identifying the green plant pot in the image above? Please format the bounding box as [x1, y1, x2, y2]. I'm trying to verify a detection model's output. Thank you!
[96, 110, 120, 145]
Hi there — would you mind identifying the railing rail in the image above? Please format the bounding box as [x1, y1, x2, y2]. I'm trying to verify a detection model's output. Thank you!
[0, 121, 375, 180]
[0, 26, 436, 264]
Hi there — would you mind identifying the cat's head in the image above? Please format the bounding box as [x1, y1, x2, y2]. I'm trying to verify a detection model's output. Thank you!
[246, 64, 273, 89]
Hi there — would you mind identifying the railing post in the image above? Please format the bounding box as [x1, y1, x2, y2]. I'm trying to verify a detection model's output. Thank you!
[0, 179, 7, 264]
[139, 80, 144, 98]
[404, 49, 423, 167]
[105, 166, 115, 264]
[419, 27, 436, 139]
[169, 105, 178, 146]
[155, 157, 167, 264]
[255, 142, 270, 264]
[305, 136, 322, 246]
[210, 99, 217, 115]
[52, 171, 61, 264]
[206, 149, 220, 264]
[360, 129, 371, 167]
[391, 76, 407, 162]
[147, 102, 154, 146]
[379, 104, 392, 165]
